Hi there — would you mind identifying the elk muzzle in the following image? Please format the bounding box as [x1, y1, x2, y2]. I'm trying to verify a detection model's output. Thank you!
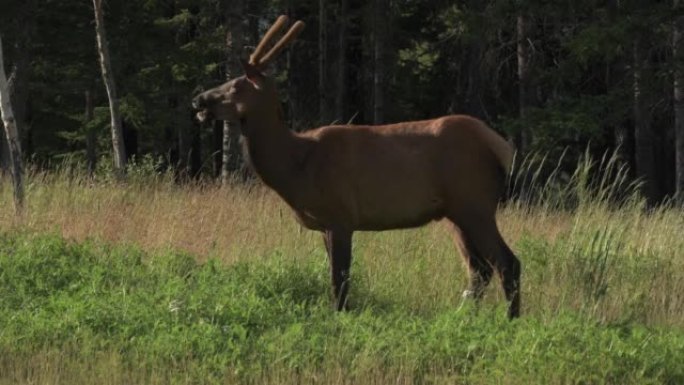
[192, 93, 215, 123]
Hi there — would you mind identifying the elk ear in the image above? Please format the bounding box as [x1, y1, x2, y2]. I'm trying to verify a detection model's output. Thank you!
[241, 59, 264, 89]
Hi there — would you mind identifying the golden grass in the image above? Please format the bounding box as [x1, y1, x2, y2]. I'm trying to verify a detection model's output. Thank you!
[1, 170, 683, 327]
[0, 175, 571, 263]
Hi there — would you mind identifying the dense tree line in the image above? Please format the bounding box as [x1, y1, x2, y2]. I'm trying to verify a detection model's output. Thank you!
[0, 0, 683, 202]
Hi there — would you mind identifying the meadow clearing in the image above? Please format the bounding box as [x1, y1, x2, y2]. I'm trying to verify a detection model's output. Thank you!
[0, 156, 683, 384]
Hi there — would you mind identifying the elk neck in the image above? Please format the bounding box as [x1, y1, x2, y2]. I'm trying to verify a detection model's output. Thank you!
[239, 105, 306, 199]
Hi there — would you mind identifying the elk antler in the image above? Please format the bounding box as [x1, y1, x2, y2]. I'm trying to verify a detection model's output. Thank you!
[249, 15, 289, 65]
[248, 16, 305, 70]
[256, 20, 306, 68]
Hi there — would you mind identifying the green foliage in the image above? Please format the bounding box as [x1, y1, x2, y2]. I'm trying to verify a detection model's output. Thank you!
[87, 153, 174, 187]
[2, 0, 679, 196]
[1, 232, 683, 383]
[398, 41, 440, 77]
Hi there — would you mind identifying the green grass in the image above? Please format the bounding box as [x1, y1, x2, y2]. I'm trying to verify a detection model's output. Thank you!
[1, 232, 683, 385]
[1, 153, 683, 383]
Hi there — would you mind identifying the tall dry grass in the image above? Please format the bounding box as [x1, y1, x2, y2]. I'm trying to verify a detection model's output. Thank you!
[1, 152, 683, 327]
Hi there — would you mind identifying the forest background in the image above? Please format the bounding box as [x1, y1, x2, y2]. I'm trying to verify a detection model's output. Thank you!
[1, 0, 684, 203]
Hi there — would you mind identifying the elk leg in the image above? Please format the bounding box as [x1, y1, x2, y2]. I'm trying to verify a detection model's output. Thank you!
[453, 214, 521, 319]
[495, 237, 521, 318]
[480, 228, 520, 319]
[323, 229, 353, 311]
[447, 220, 494, 300]
[462, 243, 494, 301]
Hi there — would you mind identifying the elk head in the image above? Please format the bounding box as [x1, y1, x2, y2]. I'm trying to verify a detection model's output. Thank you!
[192, 16, 305, 124]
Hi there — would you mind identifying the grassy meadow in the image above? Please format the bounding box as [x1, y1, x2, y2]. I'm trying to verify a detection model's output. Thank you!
[0, 157, 683, 384]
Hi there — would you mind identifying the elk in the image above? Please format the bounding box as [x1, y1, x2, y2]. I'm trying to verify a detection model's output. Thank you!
[192, 16, 522, 318]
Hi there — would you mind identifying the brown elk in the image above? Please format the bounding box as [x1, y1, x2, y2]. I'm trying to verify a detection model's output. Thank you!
[192, 16, 521, 318]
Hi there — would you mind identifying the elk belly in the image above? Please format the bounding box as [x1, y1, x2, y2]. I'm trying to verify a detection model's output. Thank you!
[353, 184, 444, 231]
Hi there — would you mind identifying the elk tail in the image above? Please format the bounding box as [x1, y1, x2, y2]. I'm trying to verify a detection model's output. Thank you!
[481, 125, 516, 202]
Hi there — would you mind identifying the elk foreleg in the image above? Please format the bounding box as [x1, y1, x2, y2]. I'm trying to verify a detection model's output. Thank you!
[323, 229, 353, 311]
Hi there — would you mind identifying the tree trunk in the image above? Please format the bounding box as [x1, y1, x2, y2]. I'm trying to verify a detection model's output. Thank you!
[212, 120, 222, 178]
[373, 0, 389, 124]
[346, 0, 365, 124]
[177, 124, 190, 178]
[222, 0, 244, 184]
[464, 0, 486, 119]
[9, 36, 31, 161]
[0, 121, 9, 173]
[92, 0, 126, 176]
[7, 0, 35, 169]
[319, 0, 329, 124]
[85, 87, 97, 176]
[612, 69, 632, 169]
[675, 0, 684, 201]
[464, 42, 485, 119]
[0, 1, 34, 175]
[0, 36, 24, 212]
[516, 13, 532, 154]
[633, 36, 658, 204]
[335, 0, 349, 122]
[190, 121, 201, 178]
[608, 0, 632, 169]
[175, 93, 193, 180]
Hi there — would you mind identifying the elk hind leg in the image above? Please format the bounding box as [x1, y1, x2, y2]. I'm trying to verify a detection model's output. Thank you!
[456, 215, 521, 319]
[495, 237, 521, 318]
[322, 229, 353, 311]
[447, 220, 494, 301]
